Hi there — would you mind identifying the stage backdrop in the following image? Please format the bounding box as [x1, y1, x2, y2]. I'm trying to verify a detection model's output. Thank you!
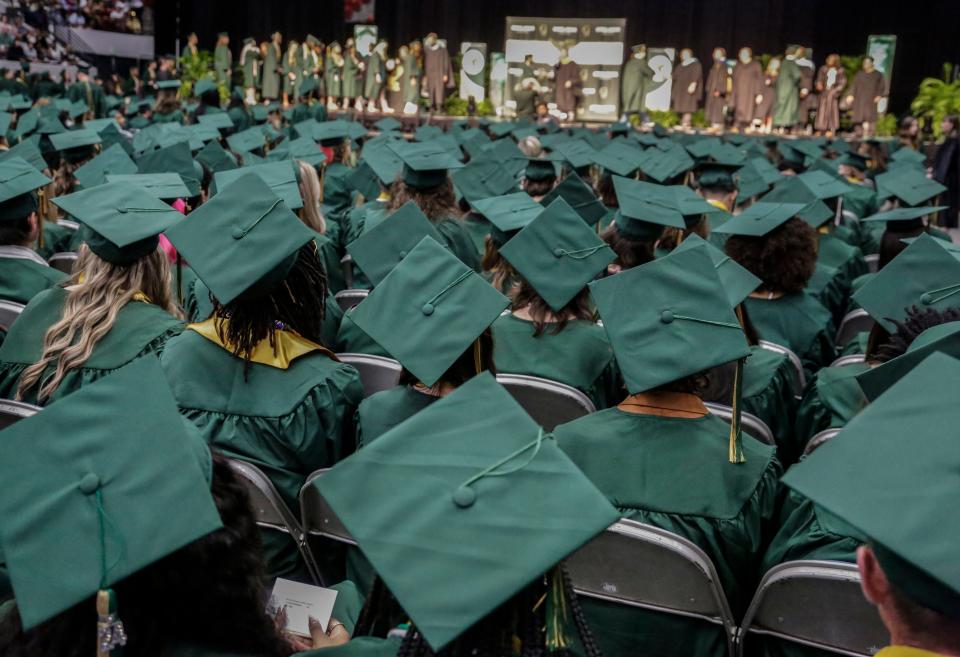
[502, 16, 625, 122]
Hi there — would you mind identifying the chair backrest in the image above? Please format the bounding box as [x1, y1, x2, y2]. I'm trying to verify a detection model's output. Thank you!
[758, 340, 805, 395]
[864, 254, 879, 274]
[703, 402, 775, 446]
[334, 288, 369, 312]
[0, 398, 40, 430]
[340, 254, 354, 289]
[0, 299, 25, 333]
[0, 245, 49, 265]
[300, 468, 356, 545]
[835, 309, 874, 350]
[495, 373, 595, 432]
[567, 519, 737, 657]
[47, 251, 79, 275]
[738, 560, 887, 657]
[840, 210, 860, 225]
[803, 428, 841, 457]
[224, 458, 320, 583]
[337, 353, 402, 398]
[830, 354, 866, 368]
[57, 219, 80, 231]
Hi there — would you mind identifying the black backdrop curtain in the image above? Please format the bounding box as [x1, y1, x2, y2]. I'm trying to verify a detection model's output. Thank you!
[156, 0, 959, 115]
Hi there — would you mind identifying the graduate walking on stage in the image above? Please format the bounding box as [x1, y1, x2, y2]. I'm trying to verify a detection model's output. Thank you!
[213, 32, 232, 86]
[325, 41, 344, 110]
[773, 45, 802, 133]
[240, 36, 260, 103]
[620, 44, 655, 123]
[262, 32, 282, 101]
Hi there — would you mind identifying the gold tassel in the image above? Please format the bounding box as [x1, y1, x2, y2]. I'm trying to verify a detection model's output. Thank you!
[36, 189, 47, 250]
[96, 589, 126, 656]
[545, 568, 570, 651]
[473, 338, 482, 375]
[728, 357, 746, 464]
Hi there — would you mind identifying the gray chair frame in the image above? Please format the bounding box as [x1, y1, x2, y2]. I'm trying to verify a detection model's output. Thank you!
[57, 219, 80, 231]
[0, 299, 25, 332]
[0, 245, 49, 265]
[48, 251, 79, 274]
[299, 468, 357, 546]
[340, 254, 355, 289]
[758, 340, 805, 395]
[803, 428, 841, 457]
[835, 309, 874, 350]
[495, 373, 595, 432]
[334, 288, 369, 312]
[567, 519, 738, 657]
[737, 560, 887, 657]
[703, 402, 775, 446]
[0, 398, 40, 429]
[864, 254, 879, 274]
[830, 354, 866, 368]
[225, 458, 322, 585]
[337, 353, 402, 398]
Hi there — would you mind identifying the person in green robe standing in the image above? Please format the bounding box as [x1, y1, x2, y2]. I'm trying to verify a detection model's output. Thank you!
[262, 32, 283, 101]
[492, 197, 622, 410]
[362, 40, 387, 111]
[554, 245, 780, 657]
[773, 45, 802, 132]
[400, 42, 421, 109]
[620, 44, 655, 122]
[66, 70, 105, 118]
[213, 32, 232, 87]
[0, 181, 184, 405]
[160, 173, 363, 581]
[240, 36, 260, 102]
[0, 157, 65, 311]
[325, 42, 344, 109]
[282, 40, 302, 105]
[341, 38, 361, 109]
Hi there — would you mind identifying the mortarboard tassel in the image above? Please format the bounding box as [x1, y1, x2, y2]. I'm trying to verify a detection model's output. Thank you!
[36, 189, 47, 250]
[96, 588, 127, 657]
[473, 337, 482, 375]
[545, 568, 570, 651]
[728, 356, 746, 464]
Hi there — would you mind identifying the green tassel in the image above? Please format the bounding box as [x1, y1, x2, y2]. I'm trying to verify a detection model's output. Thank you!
[728, 357, 746, 464]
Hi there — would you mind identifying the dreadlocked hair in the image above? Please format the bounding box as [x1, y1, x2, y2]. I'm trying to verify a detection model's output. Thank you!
[210, 243, 327, 377]
[871, 306, 960, 364]
[389, 178, 459, 222]
[16, 244, 180, 403]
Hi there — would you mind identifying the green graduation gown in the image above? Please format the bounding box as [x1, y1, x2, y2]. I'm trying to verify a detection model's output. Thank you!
[744, 293, 835, 380]
[434, 216, 481, 272]
[322, 162, 356, 221]
[36, 220, 81, 259]
[0, 248, 66, 304]
[792, 361, 870, 455]
[742, 344, 798, 464]
[214, 43, 232, 85]
[492, 313, 622, 410]
[160, 327, 364, 578]
[772, 58, 801, 128]
[342, 53, 361, 99]
[621, 55, 655, 114]
[462, 211, 491, 258]
[555, 409, 781, 657]
[262, 43, 282, 100]
[363, 53, 385, 99]
[325, 55, 343, 97]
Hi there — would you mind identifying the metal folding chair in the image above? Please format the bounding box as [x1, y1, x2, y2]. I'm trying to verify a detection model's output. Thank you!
[803, 428, 842, 457]
[340, 254, 354, 289]
[334, 288, 369, 312]
[48, 252, 79, 275]
[337, 353, 402, 398]
[495, 373, 595, 431]
[0, 399, 40, 429]
[829, 354, 866, 368]
[864, 254, 879, 274]
[703, 402, 775, 445]
[299, 468, 356, 546]
[835, 309, 874, 350]
[758, 340, 805, 395]
[0, 299, 25, 333]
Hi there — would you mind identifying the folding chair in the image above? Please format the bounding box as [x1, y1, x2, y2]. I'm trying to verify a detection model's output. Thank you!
[334, 288, 369, 312]
[758, 340, 805, 395]
[0, 245, 49, 265]
[495, 373, 595, 432]
[0, 299, 25, 332]
[737, 560, 887, 657]
[864, 254, 879, 274]
[57, 219, 80, 231]
[703, 402, 775, 446]
[299, 468, 356, 546]
[48, 252, 79, 275]
[803, 428, 841, 457]
[340, 254, 354, 289]
[337, 353, 402, 397]
[0, 399, 40, 429]
[835, 309, 874, 350]
[567, 519, 738, 657]
[840, 210, 860, 225]
[224, 458, 322, 585]
[829, 354, 866, 368]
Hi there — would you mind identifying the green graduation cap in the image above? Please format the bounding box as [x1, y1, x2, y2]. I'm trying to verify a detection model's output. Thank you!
[487, 121, 516, 139]
[346, 201, 446, 286]
[214, 159, 302, 210]
[539, 170, 607, 226]
[500, 198, 615, 311]
[193, 77, 217, 97]
[712, 201, 808, 237]
[473, 138, 527, 178]
[270, 135, 327, 168]
[592, 141, 644, 177]
[861, 205, 947, 223]
[48, 127, 101, 157]
[0, 135, 47, 172]
[197, 112, 235, 131]
[876, 167, 946, 206]
[374, 117, 401, 132]
[0, 356, 222, 631]
[672, 234, 761, 307]
[136, 141, 201, 197]
[251, 104, 270, 123]
[84, 117, 121, 134]
[37, 115, 66, 135]
[74, 143, 138, 189]
[852, 233, 960, 332]
[346, 161, 380, 200]
[52, 180, 183, 264]
[350, 236, 510, 385]
[795, 170, 852, 200]
[0, 110, 11, 135]
[359, 139, 403, 186]
[890, 147, 926, 165]
[783, 351, 960, 618]
[186, 122, 222, 145]
[313, 120, 352, 146]
[524, 152, 561, 181]
[734, 162, 770, 199]
[157, 79, 182, 91]
[227, 126, 266, 154]
[553, 139, 597, 170]
[857, 322, 960, 401]
[748, 156, 782, 185]
[414, 124, 443, 142]
[761, 178, 833, 227]
[10, 94, 33, 111]
[0, 155, 51, 221]
[451, 158, 518, 205]
[164, 173, 315, 305]
[313, 371, 619, 651]
[789, 139, 824, 160]
[612, 176, 686, 240]
[472, 192, 542, 247]
[694, 162, 740, 189]
[389, 139, 464, 189]
[106, 173, 189, 200]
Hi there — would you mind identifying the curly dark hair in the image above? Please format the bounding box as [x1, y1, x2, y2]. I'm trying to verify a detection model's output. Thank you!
[211, 243, 328, 376]
[724, 217, 817, 294]
[356, 563, 603, 657]
[511, 278, 596, 337]
[389, 178, 459, 222]
[600, 224, 655, 271]
[869, 306, 960, 363]
[0, 452, 289, 657]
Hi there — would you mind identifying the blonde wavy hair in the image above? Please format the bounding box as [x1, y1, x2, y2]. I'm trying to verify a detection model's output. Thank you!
[17, 244, 181, 402]
[297, 160, 326, 234]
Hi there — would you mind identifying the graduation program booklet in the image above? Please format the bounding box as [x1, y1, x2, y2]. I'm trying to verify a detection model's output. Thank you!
[269, 578, 339, 637]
